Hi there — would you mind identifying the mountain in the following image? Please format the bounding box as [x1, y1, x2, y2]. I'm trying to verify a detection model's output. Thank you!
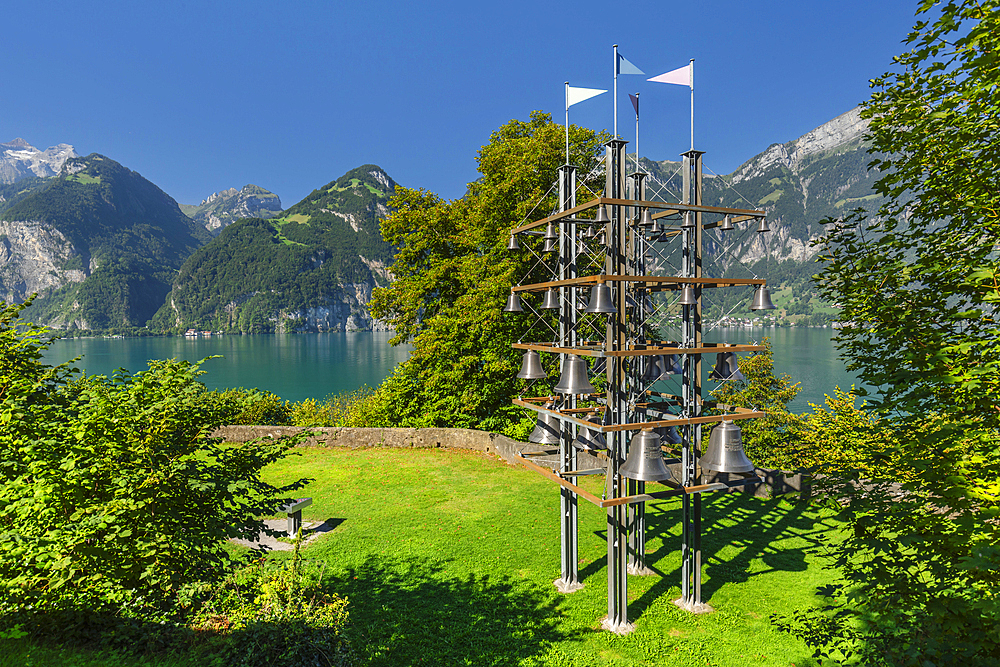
[641, 107, 880, 325]
[0, 138, 78, 184]
[1, 154, 210, 330]
[181, 184, 282, 235]
[152, 164, 396, 333]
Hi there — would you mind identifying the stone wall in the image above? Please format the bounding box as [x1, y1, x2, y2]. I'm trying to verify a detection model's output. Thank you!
[213, 426, 810, 500]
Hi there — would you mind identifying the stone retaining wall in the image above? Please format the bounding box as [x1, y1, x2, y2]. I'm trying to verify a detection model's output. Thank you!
[213, 426, 809, 500]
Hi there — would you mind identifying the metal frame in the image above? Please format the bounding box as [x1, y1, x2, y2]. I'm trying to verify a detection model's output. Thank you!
[506, 140, 769, 632]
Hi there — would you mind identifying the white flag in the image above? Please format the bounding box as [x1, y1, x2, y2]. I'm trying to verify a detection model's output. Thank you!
[648, 64, 692, 88]
[566, 86, 607, 107]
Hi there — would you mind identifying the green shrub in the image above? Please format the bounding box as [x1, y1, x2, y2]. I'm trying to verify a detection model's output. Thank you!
[212, 388, 293, 426]
[196, 543, 351, 667]
[288, 386, 386, 428]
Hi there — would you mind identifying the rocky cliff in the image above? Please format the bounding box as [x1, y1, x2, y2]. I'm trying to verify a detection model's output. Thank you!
[183, 184, 283, 235]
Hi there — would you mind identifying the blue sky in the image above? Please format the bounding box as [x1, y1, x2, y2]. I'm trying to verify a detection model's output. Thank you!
[4, 0, 919, 207]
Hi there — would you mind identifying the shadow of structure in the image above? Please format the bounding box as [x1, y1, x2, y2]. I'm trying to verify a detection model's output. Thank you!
[333, 554, 567, 666]
[627, 493, 838, 619]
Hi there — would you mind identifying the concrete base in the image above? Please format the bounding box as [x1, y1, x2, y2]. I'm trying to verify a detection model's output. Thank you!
[673, 597, 714, 614]
[599, 616, 636, 635]
[626, 564, 657, 576]
[553, 578, 585, 594]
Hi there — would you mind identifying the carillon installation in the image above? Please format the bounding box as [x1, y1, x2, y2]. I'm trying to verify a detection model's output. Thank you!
[502, 51, 777, 633]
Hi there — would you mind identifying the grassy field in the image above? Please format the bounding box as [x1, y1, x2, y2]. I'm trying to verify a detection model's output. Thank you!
[2, 446, 840, 666]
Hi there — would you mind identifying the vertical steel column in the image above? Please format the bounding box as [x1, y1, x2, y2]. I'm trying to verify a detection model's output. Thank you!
[556, 164, 583, 594]
[603, 139, 633, 633]
[627, 171, 654, 577]
[677, 150, 711, 614]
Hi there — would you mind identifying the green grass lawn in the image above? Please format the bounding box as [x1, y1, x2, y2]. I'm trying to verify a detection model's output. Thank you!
[2, 446, 839, 666]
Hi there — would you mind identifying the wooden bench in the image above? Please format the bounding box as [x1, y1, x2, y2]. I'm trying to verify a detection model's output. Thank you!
[279, 497, 312, 536]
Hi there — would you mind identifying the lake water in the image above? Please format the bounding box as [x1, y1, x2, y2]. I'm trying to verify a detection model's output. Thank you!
[40, 328, 859, 414]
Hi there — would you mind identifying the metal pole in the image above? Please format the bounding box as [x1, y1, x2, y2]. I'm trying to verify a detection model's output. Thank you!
[556, 164, 583, 594]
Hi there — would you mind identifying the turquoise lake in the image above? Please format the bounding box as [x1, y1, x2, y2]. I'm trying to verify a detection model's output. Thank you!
[41, 327, 860, 415]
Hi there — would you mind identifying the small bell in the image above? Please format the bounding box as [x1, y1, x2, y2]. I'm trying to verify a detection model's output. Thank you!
[749, 285, 776, 311]
[572, 412, 607, 451]
[756, 217, 770, 233]
[681, 211, 695, 228]
[639, 208, 654, 226]
[709, 351, 746, 382]
[719, 214, 734, 231]
[543, 222, 558, 240]
[679, 284, 697, 306]
[543, 237, 558, 252]
[553, 354, 597, 396]
[584, 282, 617, 314]
[594, 205, 610, 223]
[640, 355, 664, 384]
[664, 354, 682, 374]
[620, 430, 675, 482]
[516, 350, 546, 380]
[656, 425, 682, 445]
[541, 288, 559, 309]
[503, 292, 523, 312]
[527, 401, 561, 445]
[700, 420, 755, 473]
[506, 235, 521, 250]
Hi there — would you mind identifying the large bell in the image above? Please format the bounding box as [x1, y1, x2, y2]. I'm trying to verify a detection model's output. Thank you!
[541, 288, 559, 309]
[679, 284, 697, 305]
[506, 234, 521, 250]
[719, 214, 734, 231]
[516, 350, 546, 380]
[749, 285, 776, 311]
[709, 351, 746, 382]
[503, 292, 523, 312]
[572, 412, 607, 451]
[756, 217, 770, 233]
[700, 420, 755, 473]
[594, 205, 610, 223]
[553, 354, 597, 396]
[620, 430, 675, 482]
[584, 282, 617, 313]
[527, 402, 561, 444]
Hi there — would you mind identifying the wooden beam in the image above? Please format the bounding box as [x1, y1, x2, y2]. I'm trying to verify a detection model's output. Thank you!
[513, 274, 765, 292]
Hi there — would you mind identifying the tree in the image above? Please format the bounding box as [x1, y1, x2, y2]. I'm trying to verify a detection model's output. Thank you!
[777, 2, 1000, 664]
[0, 301, 307, 615]
[368, 112, 608, 433]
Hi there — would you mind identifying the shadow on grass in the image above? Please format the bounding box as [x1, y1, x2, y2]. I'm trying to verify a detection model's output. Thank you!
[333, 554, 568, 666]
[621, 492, 839, 619]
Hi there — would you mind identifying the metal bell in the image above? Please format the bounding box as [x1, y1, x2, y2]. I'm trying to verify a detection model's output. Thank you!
[640, 355, 665, 384]
[664, 354, 682, 374]
[639, 208, 654, 226]
[527, 402, 561, 444]
[553, 354, 597, 396]
[572, 412, 607, 451]
[709, 352, 745, 382]
[656, 425, 682, 445]
[503, 292, 523, 312]
[592, 357, 606, 375]
[516, 350, 546, 380]
[756, 217, 770, 233]
[749, 285, 776, 311]
[620, 430, 675, 482]
[582, 225, 595, 239]
[506, 234, 521, 250]
[543, 237, 558, 252]
[679, 284, 697, 305]
[584, 282, 617, 314]
[594, 205, 610, 223]
[681, 211, 695, 228]
[541, 288, 559, 309]
[700, 420, 755, 473]
[719, 214, 734, 231]
[543, 222, 558, 240]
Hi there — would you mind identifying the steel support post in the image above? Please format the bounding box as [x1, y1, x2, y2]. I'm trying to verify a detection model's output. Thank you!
[603, 139, 633, 634]
[556, 164, 583, 594]
[626, 171, 654, 577]
[677, 150, 711, 614]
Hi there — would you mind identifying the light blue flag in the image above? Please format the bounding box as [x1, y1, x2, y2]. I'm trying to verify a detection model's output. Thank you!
[616, 53, 644, 75]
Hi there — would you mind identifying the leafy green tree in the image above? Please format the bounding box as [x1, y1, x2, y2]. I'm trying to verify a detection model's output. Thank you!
[368, 112, 608, 433]
[0, 301, 307, 615]
[776, 2, 1000, 663]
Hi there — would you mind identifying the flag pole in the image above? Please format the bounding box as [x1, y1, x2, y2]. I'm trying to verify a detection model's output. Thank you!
[565, 82, 570, 165]
[689, 58, 695, 151]
[613, 44, 619, 139]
